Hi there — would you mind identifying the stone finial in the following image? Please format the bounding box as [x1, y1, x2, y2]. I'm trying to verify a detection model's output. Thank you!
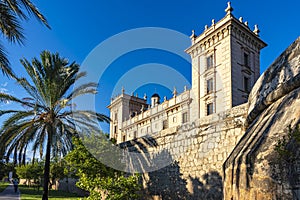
[143, 93, 147, 100]
[239, 17, 243, 23]
[173, 87, 178, 97]
[253, 24, 260, 36]
[244, 21, 248, 26]
[190, 30, 196, 39]
[225, 2, 233, 15]
[164, 96, 167, 102]
[131, 92, 134, 96]
[190, 30, 196, 44]
[141, 105, 144, 112]
[212, 19, 215, 26]
[205, 25, 208, 30]
[135, 93, 138, 97]
[121, 86, 125, 94]
[184, 85, 187, 92]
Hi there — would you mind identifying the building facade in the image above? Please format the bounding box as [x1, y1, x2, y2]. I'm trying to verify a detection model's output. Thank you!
[108, 2, 266, 144]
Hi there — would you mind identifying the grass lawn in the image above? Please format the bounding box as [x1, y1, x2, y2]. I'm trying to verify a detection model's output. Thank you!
[0, 182, 9, 193]
[19, 185, 82, 200]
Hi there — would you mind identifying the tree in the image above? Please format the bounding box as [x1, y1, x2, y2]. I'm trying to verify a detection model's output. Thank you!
[15, 161, 43, 187]
[50, 158, 67, 189]
[0, 0, 49, 77]
[65, 135, 141, 200]
[0, 50, 110, 200]
[0, 161, 14, 181]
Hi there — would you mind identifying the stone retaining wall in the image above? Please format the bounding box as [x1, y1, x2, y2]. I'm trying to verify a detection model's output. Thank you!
[120, 104, 248, 199]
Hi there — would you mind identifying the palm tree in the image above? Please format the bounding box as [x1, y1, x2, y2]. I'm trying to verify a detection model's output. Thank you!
[0, 0, 49, 77]
[0, 51, 110, 200]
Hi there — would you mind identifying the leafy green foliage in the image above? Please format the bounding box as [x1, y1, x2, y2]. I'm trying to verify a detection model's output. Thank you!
[50, 158, 67, 185]
[275, 124, 300, 163]
[0, 51, 110, 199]
[15, 159, 68, 189]
[0, 181, 9, 193]
[16, 161, 43, 185]
[65, 135, 141, 200]
[0, 161, 14, 180]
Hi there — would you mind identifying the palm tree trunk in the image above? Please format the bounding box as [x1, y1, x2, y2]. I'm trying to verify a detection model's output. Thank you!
[42, 129, 52, 200]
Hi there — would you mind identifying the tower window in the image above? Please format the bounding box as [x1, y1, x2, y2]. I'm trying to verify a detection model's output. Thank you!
[173, 116, 177, 123]
[244, 76, 250, 92]
[163, 120, 168, 130]
[244, 53, 249, 67]
[182, 112, 188, 123]
[122, 135, 126, 142]
[114, 112, 118, 120]
[114, 125, 117, 134]
[207, 103, 214, 115]
[207, 78, 214, 94]
[206, 55, 214, 69]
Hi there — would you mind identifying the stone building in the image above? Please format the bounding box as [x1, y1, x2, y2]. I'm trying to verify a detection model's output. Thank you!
[107, 2, 300, 199]
[108, 2, 266, 144]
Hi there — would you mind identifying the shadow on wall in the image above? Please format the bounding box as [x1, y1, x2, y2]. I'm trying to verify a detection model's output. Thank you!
[120, 136, 223, 200]
[145, 160, 223, 200]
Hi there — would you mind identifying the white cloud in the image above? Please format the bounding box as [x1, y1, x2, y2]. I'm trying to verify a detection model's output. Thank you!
[1, 82, 8, 87]
[0, 82, 11, 106]
[0, 87, 8, 93]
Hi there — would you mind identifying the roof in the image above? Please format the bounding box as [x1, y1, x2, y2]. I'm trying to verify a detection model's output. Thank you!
[151, 93, 160, 98]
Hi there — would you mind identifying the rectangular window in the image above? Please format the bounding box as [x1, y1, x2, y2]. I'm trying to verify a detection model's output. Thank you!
[114, 112, 118, 120]
[122, 135, 126, 142]
[206, 55, 214, 69]
[173, 116, 177, 123]
[207, 103, 214, 115]
[163, 120, 168, 130]
[244, 53, 249, 67]
[182, 112, 188, 123]
[133, 131, 137, 139]
[207, 78, 214, 94]
[114, 125, 117, 134]
[244, 77, 250, 92]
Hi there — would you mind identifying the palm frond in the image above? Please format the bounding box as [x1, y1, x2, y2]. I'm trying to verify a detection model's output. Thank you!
[0, 109, 19, 116]
[0, 92, 32, 106]
[3, 0, 50, 28]
[0, 43, 15, 77]
[0, 2, 24, 44]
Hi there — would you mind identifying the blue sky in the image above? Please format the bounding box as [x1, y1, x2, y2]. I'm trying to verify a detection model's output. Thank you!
[1, 0, 300, 133]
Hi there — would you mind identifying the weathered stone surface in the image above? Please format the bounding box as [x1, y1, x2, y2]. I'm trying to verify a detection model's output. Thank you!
[246, 37, 300, 128]
[224, 37, 300, 200]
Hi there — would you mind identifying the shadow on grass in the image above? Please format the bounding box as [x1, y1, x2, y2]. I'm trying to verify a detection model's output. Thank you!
[0, 182, 9, 193]
[19, 185, 80, 199]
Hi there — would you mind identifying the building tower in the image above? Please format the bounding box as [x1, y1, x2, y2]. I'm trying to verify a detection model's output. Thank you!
[107, 88, 148, 142]
[186, 2, 267, 119]
[151, 93, 160, 108]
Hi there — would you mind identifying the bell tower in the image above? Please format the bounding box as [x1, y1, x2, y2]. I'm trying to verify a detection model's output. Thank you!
[186, 2, 267, 120]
